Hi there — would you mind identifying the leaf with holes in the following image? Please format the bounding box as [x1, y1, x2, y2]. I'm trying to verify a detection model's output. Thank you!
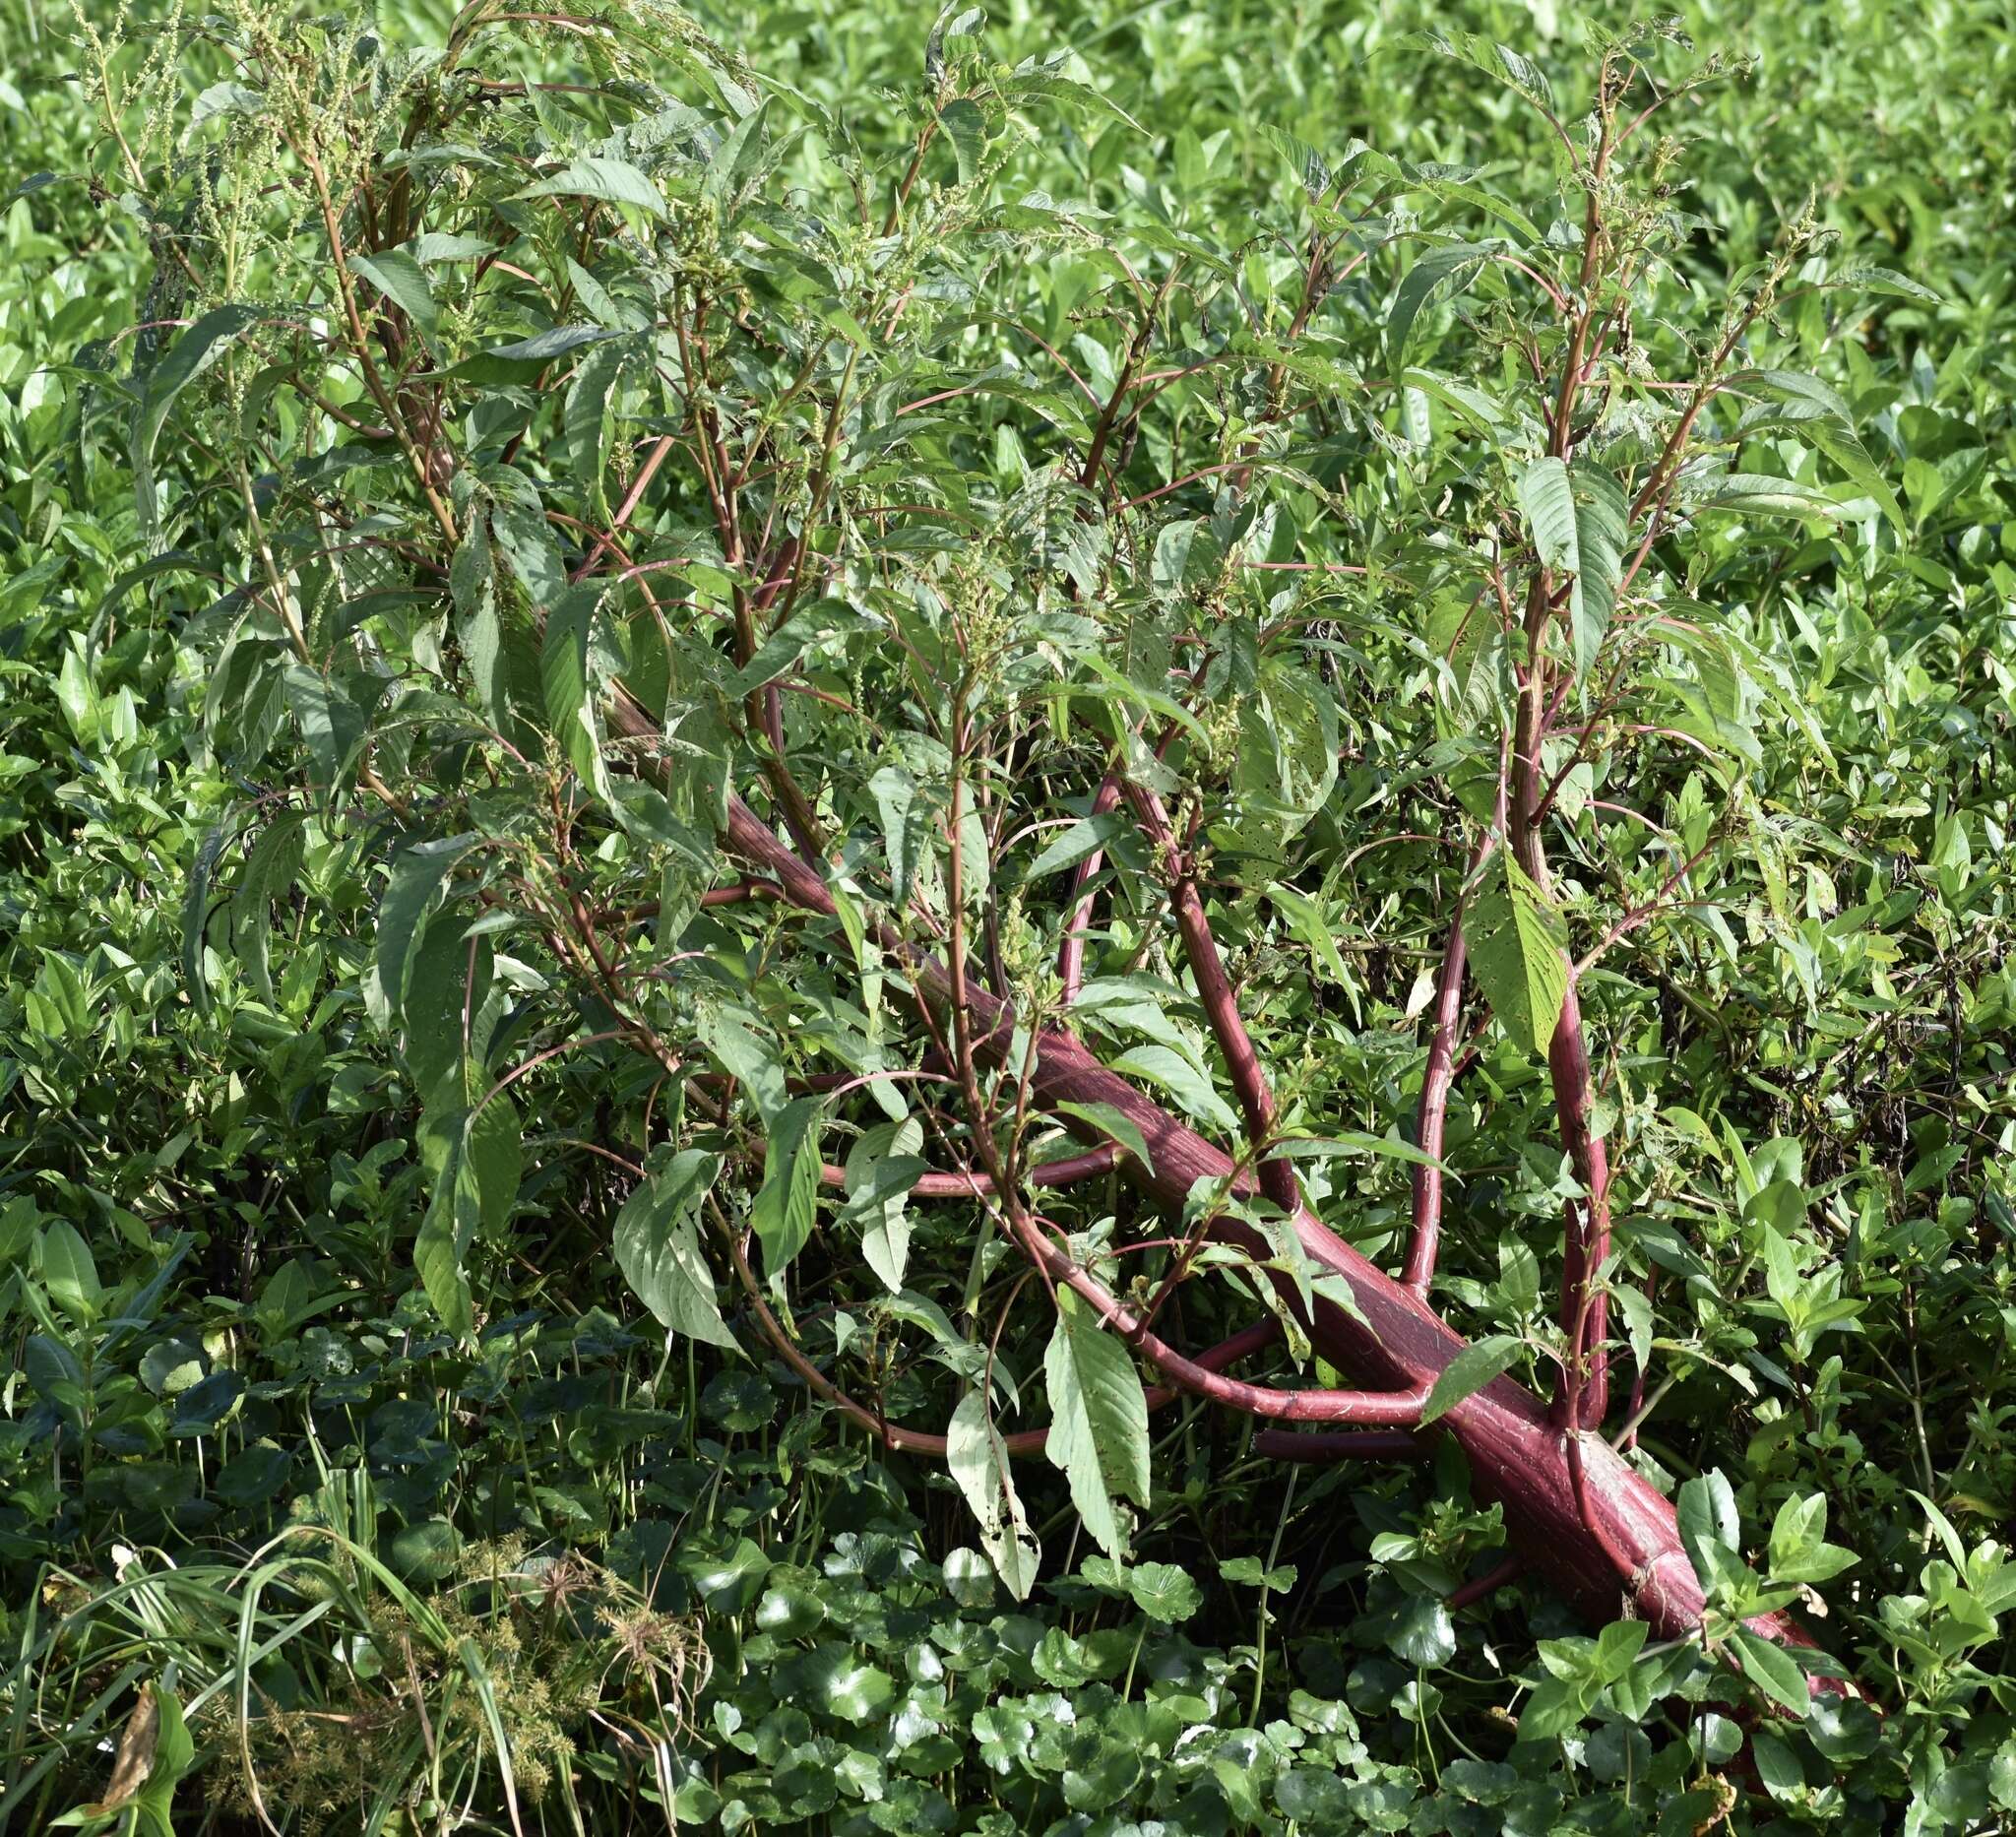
[948, 1390, 1040, 1599]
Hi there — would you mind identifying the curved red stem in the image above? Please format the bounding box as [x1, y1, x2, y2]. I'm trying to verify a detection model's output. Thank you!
[995, 1197, 1425, 1425]
[1122, 777, 1300, 1215]
[1402, 902, 1473, 1293]
[817, 1143, 1123, 1200]
[1057, 773, 1123, 1004]
[1253, 1429, 1427, 1463]
[1448, 1554, 1524, 1612]
[722, 1216, 1283, 1461]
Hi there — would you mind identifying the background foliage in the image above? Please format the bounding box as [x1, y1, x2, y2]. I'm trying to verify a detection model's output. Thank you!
[0, 0, 2013, 1832]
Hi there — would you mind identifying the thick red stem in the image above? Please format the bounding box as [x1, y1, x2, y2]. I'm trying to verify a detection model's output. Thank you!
[701, 878, 785, 908]
[1057, 773, 1123, 1003]
[1549, 981, 1612, 1427]
[1511, 614, 1611, 1430]
[1121, 778, 1300, 1215]
[1402, 861, 1480, 1293]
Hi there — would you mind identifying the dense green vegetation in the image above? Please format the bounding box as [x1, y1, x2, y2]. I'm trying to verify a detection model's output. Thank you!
[0, 0, 2012, 1830]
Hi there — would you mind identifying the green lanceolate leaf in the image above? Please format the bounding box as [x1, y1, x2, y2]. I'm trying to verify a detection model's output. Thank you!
[1518, 460, 1578, 596]
[702, 99, 776, 206]
[1419, 1333, 1521, 1425]
[939, 97, 987, 186]
[1518, 457, 1627, 680]
[180, 820, 231, 1015]
[348, 249, 439, 345]
[750, 1094, 824, 1277]
[401, 922, 494, 1108]
[614, 1149, 737, 1347]
[1106, 1045, 1240, 1136]
[541, 587, 609, 793]
[363, 835, 479, 1032]
[1388, 243, 1492, 361]
[1043, 1287, 1150, 1557]
[1460, 853, 1568, 1054]
[1022, 810, 1129, 882]
[1051, 1101, 1154, 1174]
[699, 1005, 791, 1123]
[564, 337, 637, 524]
[1731, 1629, 1810, 1716]
[728, 599, 879, 698]
[451, 510, 510, 726]
[1565, 463, 1627, 679]
[38, 1220, 102, 1323]
[414, 1131, 477, 1338]
[869, 761, 927, 906]
[518, 156, 667, 218]
[132, 304, 263, 540]
[1819, 264, 1941, 302]
[839, 1117, 926, 1293]
[448, 326, 624, 389]
[282, 666, 366, 795]
[1727, 368, 1907, 534]
[1414, 30, 1558, 118]
[465, 1088, 522, 1237]
[1677, 471, 1845, 519]
[230, 812, 303, 1007]
[412, 1078, 522, 1340]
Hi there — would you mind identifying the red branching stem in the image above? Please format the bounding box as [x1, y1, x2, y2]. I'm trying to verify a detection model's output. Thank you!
[745, 539, 826, 866]
[1058, 773, 1123, 1003]
[1116, 462, 1253, 513]
[1498, 99, 1622, 1437]
[1147, 1316, 1285, 1395]
[1509, 600, 1610, 1429]
[1575, 833, 1720, 974]
[713, 791, 1836, 1665]
[1555, 1262, 1637, 1575]
[815, 1143, 1123, 1200]
[1564, 1416, 1639, 1582]
[1402, 845, 1490, 1292]
[1549, 980, 1612, 1429]
[719, 1213, 981, 1457]
[568, 433, 674, 581]
[1079, 271, 1174, 490]
[1253, 1429, 1427, 1463]
[701, 878, 786, 908]
[1122, 778, 1300, 1215]
[1401, 919, 1466, 1293]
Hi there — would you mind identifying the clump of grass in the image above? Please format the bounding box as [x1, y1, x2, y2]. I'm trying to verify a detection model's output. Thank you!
[1, 1524, 708, 1833]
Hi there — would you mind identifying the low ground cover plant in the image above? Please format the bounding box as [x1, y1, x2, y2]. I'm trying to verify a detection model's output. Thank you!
[1, 0, 2013, 1830]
